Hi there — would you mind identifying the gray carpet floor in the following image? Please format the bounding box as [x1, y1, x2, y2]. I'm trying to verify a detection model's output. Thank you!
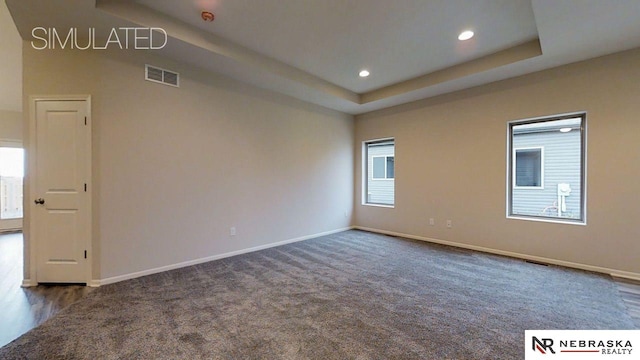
[0, 230, 635, 359]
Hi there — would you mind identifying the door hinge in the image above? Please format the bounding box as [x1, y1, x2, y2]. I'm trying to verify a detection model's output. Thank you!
[84, 116, 87, 125]
[84, 183, 87, 192]
[84, 250, 87, 259]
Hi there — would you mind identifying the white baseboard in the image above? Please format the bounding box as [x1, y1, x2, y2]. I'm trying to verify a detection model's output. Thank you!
[21, 279, 36, 287]
[355, 226, 640, 281]
[96, 226, 355, 286]
[22, 278, 102, 287]
[610, 271, 640, 282]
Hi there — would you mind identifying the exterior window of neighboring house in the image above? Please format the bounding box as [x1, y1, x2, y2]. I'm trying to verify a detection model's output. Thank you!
[372, 156, 394, 179]
[0, 147, 24, 220]
[514, 147, 543, 188]
[364, 138, 395, 206]
[507, 113, 586, 224]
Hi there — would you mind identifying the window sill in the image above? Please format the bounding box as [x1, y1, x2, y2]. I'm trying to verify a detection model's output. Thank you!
[507, 215, 586, 226]
[362, 203, 395, 209]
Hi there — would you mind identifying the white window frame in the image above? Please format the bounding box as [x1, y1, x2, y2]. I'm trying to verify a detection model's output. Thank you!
[506, 112, 587, 225]
[371, 155, 394, 180]
[513, 146, 544, 189]
[362, 138, 395, 208]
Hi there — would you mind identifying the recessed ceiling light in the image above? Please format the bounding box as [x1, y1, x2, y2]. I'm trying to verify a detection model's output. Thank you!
[458, 30, 474, 41]
[359, 70, 370, 78]
[559, 127, 572, 133]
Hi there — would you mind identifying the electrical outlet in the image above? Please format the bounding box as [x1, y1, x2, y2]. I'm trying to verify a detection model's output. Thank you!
[344, 211, 348, 218]
[230, 227, 236, 236]
[446, 220, 452, 228]
[429, 218, 435, 226]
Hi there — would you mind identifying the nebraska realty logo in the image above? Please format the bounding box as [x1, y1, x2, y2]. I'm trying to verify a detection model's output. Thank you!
[525, 330, 639, 359]
[31, 27, 167, 50]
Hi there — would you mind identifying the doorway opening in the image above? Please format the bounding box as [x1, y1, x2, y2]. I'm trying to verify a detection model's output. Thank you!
[0, 145, 23, 232]
[0, 143, 24, 293]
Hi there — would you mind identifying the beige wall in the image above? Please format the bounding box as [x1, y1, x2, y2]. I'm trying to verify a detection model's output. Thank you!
[20, 39, 640, 282]
[23, 45, 353, 281]
[0, 110, 22, 140]
[355, 48, 640, 276]
[0, 0, 22, 112]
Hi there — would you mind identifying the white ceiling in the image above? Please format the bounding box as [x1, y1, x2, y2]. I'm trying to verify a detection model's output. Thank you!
[136, 0, 539, 93]
[6, 0, 640, 115]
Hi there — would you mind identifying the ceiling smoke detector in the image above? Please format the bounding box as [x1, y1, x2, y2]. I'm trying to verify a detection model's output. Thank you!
[201, 11, 214, 22]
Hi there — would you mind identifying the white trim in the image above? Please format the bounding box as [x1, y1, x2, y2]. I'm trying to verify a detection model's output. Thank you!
[513, 146, 544, 189]
[507, 215, 586, 226]
[95, 227, 354, 286]
[0, 139, 22, 147]
[509, 111, 587, 125]
[84, 98, 93, 285]
[21, 279, 37, 287]
[361, 203, 395, 209]
[363, 137, 395, 144]
[88, 280, 101, 288]
[355, 226, 640, 281]
[505, 124, 512, 219]
[28, 95, 93, 285]
[361, 141, 366, 205]
[28, 98, 36, 285]
[582, 115, 588, 226]
[611, 272, 640, 282]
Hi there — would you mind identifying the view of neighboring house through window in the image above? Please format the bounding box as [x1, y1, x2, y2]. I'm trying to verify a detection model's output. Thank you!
[0, 147, 24, 220]
[364, 139, 395, 206]
[507, 114, 585, 223]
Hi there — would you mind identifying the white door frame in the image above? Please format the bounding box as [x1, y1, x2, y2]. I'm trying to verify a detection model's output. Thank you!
[27, 95, 92, 286]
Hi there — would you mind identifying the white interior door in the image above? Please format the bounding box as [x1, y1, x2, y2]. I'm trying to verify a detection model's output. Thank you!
[34, 99, 90, 283]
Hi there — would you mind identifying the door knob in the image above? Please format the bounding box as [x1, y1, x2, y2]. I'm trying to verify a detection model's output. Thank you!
[34, 198, 45, 205]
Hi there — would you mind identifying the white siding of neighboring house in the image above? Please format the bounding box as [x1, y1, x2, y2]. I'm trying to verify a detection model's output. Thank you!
[512, 129, 581, 219]
[367, 144, 394, 205]
[0, 176, 22, 220]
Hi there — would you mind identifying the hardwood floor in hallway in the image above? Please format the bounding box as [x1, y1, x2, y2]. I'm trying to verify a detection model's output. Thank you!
[0, 232, 92, 348]
[614, 277, 640, 329]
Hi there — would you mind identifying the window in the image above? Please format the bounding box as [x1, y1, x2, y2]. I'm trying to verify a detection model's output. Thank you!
[514, 147, 543, 188]
[364, 139, 395, 206]
[507, 113, 586, 224]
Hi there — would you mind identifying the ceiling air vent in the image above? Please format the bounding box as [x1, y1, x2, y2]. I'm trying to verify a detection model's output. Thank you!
[145, 64, 179, 87]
